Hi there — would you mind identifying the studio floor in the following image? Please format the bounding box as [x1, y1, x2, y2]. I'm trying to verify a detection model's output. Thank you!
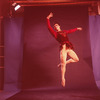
[1, 88, 100, 100]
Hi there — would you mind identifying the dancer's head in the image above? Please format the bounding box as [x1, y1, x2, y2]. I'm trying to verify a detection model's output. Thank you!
[54, 23, 61, 31]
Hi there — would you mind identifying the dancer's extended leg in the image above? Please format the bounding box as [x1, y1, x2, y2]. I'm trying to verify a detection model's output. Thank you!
[61, 63, 66, 87]
[60, 45, 67, 87]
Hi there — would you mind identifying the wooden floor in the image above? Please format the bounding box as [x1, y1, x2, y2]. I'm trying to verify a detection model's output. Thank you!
[4, 88, 100, 100]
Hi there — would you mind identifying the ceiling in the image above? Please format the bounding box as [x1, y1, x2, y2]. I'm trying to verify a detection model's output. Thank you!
[11, 0, 98, 6]
[0, 0, 99, 17]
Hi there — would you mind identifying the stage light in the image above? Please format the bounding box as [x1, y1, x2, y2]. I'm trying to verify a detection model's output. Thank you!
[14, 5, 21, 11]
[12, 2, 21, 11]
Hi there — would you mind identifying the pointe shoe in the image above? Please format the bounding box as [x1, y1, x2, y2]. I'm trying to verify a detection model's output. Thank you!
[61, 79, 65, 87]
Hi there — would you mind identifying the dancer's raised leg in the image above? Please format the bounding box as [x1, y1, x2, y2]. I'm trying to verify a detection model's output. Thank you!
[66, 49, 79, 64]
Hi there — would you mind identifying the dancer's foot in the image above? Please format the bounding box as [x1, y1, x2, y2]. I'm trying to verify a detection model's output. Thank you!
[61, 79, 65, 87]
[57, 63, 61, 67]
[58, 63, 64, 67]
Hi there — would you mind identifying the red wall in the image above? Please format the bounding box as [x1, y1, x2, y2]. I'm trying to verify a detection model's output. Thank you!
[22, 5, 97, 89]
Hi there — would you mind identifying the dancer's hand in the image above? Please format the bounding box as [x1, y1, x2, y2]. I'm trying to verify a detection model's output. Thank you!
[47, 12, 53, 19]
[77, 27, 82, 31]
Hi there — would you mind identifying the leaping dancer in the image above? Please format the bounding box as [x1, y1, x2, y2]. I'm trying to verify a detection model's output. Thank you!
[46, 12, 82, 87]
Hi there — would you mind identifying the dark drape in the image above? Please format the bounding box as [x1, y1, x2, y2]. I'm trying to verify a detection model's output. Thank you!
[89, 15, 100, 89]
[22, 6, 97, 89]
[4, 17, 23, 91]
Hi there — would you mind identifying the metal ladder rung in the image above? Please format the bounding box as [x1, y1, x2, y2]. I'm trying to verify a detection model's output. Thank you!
[0, 56, 4, 58]
[0, 66, 4, 68]
[0, 46, 4, 47]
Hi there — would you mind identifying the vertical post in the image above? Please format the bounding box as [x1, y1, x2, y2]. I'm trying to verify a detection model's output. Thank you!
[0, 16, 4, 91]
